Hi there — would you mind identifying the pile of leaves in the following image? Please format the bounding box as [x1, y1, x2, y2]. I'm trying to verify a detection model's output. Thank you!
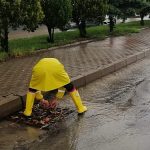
[8, 104, 74, 129]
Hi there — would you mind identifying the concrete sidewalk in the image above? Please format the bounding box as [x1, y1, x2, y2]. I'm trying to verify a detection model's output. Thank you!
[0, 28, 150, 119]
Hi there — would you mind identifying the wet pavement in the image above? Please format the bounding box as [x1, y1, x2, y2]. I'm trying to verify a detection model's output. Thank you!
[0, 28, 150, 98]
[0, 120, 45, 150]
[1, 52, 150, 149]
[28, 55, 150, 150]
[1, 26, 150, 149]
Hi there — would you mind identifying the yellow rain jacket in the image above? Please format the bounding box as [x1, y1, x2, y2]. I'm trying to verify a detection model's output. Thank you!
[29, 58, 70, 91]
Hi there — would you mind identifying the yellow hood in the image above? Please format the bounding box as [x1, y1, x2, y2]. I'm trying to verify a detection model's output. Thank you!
[29, 58, 70, 91]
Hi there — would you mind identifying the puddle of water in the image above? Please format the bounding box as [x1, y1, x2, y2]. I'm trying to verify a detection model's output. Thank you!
[30, 56, 150, 150]
[0, 120, 45, 150]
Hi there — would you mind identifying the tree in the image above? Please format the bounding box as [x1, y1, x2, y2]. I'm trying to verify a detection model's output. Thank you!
[0, 0, 20, 52]
[107, 1, 120, 32]
[107, 0, 150, 31]
[40, 0, 72, 43]
[108, 0, 136, 23]
[72, 0, 108, 37]
[108, 0, 149, 30]
[20, 0, 44, 31]
[140, 5, 150, 25]
[0, 0, 44, 52]
[135, 0, 150, 25]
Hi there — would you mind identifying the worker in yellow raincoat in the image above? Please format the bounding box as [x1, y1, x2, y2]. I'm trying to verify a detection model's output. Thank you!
[23, 58, 87, 116]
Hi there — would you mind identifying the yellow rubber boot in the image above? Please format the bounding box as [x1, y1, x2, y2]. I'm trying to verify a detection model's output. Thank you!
[23, 92, 35, 116]
[69, 89, 87, 114]
[56, 87, 66, 99]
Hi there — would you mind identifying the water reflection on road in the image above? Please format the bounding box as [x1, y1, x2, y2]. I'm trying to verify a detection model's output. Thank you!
[31, 56, 150, 150]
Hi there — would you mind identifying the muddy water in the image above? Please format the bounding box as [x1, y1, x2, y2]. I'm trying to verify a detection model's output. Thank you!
[29, 56, 150, 150]
[0, 120, 46, 150]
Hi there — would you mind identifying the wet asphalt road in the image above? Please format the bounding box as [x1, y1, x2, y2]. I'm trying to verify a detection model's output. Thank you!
[31, 55, 150, 150]
[1, 56, 150, 150]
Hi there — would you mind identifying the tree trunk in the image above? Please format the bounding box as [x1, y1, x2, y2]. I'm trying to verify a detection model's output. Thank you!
[78, 20, 87, 38]
[47, 25, 54, 43]
[0, 30, 1, 51]
[140, 15, 144, 26]
[52, 28, 54, 42]
[0, 27, 9, 52]
[122, 17, 126, 23]
[109, 16, 115, 33]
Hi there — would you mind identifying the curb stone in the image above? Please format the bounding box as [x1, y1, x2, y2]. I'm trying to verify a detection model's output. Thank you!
[31, 36, 108, 56]
[0, 49, 150, 119]
[34, 39, 95, 55]
[72, 49, 150, 89]
[31, 27, 149, 55]
[0, 94, 21, 120]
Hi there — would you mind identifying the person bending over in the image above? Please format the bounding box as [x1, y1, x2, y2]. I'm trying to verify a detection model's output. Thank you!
[23, 58, 87, 116]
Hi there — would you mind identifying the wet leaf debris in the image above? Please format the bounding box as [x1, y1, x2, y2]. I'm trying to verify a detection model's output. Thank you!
[8, 104, 74, 129]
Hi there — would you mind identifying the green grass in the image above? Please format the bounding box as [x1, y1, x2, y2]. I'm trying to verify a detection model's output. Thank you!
[87, 25, 110, 39]
[0, 52, 9, 61]
[9, 30, 80, 57]
[0, 20, 150, 61]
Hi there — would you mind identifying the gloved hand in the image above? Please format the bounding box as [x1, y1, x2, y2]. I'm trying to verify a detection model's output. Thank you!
[49, 98, 58, 109]
[40, 99, 50, 108]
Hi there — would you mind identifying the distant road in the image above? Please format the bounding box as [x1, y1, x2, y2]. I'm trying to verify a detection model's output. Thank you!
[9, 25, 61, 40]
[9, 17, 150, 40]
[117, 16, 150, 23]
